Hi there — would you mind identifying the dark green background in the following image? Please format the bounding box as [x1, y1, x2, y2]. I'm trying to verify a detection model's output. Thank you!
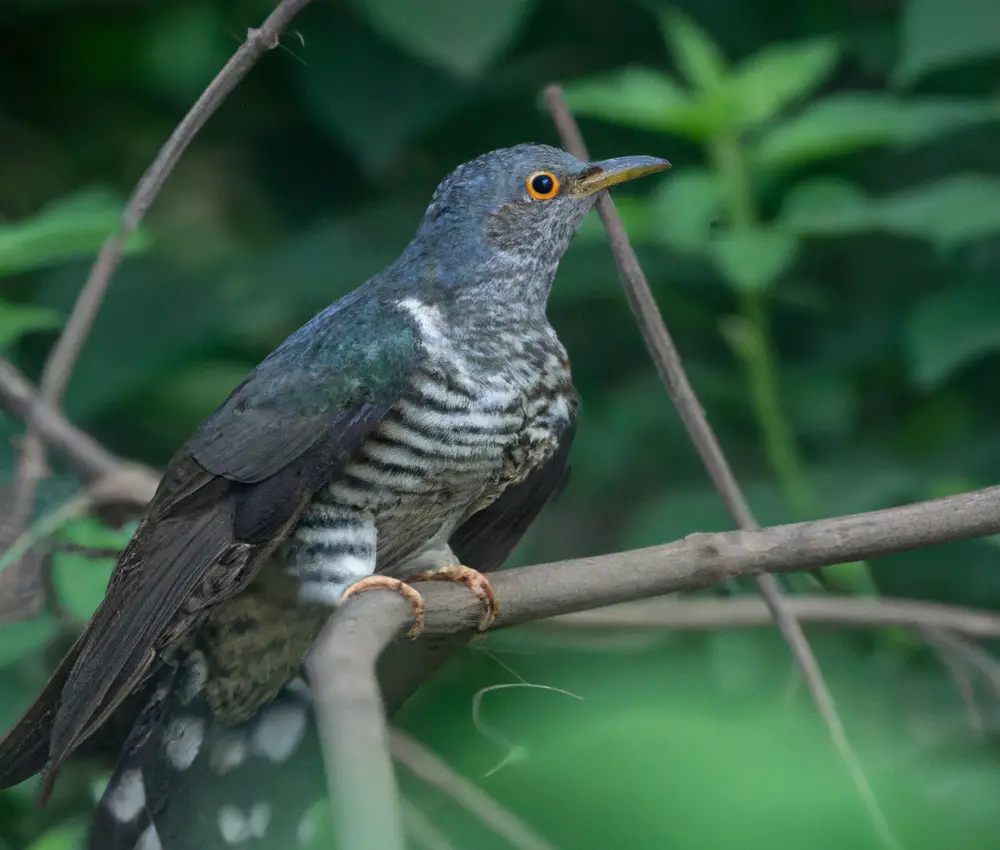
[2, 0, 1000, 847]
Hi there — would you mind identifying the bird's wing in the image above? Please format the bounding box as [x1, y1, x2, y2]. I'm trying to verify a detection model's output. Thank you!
[0, 299, 425, 793]
[450, 417, 576, 572]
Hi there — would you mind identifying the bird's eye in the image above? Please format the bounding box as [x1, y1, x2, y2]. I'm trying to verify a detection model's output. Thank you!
[526, 171, 559, 200]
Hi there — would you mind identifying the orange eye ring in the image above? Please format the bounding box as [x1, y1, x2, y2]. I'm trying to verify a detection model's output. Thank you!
[526, 170, 560, 200]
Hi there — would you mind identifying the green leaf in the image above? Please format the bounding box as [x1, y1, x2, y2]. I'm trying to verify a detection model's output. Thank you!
[784, 175, 1000, 248]
[49, 517, 133, 621]
[709, 230, 798, 293]
[755, 94, 1000, 170]
[0, 615, 60, 667]
[561, 68, 721, 140]
[905, 284, 1000, 389]
[297, 17, 466, 170]
[659, 9, 727, 91]
[732, 39, 839, 129]
[0, 189, 151, 278]
[648, 168, 722, 251]
[0, 300, 62, 352]
[895, 0, 1000, 85]
[355, 0, 534, 78]
[778, 177, 869, 235]
[56, 516, 135, 551]
[51, 551, 115, 622]
[24, 822, 87, 850]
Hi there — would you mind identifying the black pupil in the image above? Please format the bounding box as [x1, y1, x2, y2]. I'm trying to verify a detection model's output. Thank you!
[532, 173, 554, 195]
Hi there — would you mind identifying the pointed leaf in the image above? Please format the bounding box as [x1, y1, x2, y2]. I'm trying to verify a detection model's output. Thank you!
[298, 18, 466, 170]
[648, 169, 722, 251]
[710, 230, 798, 292]
[659, 9, 727, 91]
[0, 616, 60, 667]
[51, 550, 116, 622]
[561, 68, 721, 140]
[906, 283, 1000, 388]
[755, 94, 1000, 170]
[732, 39, 839, 129]
[355, 0, 534, 78]
[783, 175, 1000, 247]
[0, 301, 62, 352]
[0, 189, 151, 278]
[779, 177, 870, 235]
[895, 0, 1000, 85]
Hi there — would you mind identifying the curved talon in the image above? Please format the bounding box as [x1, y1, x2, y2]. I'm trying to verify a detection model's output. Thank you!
[341, 576, 426, 638]
[409, 565, 498, 631]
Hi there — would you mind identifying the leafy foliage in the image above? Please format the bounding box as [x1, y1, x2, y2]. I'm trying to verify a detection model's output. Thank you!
[3, 0, 1000, 847]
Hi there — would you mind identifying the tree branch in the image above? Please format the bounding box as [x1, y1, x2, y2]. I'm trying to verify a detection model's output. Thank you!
[546, 595, 1000, 637]
[306, 594, 409, 850]
[335, 484, 1000, 638]
[390, 729, 557, 850]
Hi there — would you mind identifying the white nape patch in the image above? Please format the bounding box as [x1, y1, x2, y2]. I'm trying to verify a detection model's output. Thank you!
[136, 823, 163, 850]
[251, 702, 307, 763]
[218, 803, 271, 844]
[105, 768, 145, 823]
[397, 298, 446, 350]
[295, 554, 373, 606]
[164, 716, 205, 770]
[210, 732, 248, 775]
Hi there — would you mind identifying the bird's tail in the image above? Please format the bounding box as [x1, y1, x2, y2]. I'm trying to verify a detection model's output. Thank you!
[90, 651, 324, 850]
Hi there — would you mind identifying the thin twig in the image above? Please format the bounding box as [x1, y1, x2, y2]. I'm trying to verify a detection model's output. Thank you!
[920, 628, 1000, 705]
[0, 358, 133, 481]
[544, 85, 902, 850]
[2, 3, 311, 607]
[390, 729, 558, 850]
[546, 596, 1000, 638]
[401, 799, 459, 850]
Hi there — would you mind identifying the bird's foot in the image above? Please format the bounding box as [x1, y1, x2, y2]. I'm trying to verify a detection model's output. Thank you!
[409, 565, 498, 631]
[341, 576, 426, 638]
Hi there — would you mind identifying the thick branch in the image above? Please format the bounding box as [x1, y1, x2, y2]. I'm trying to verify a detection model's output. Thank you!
[306, 594, 408, 850]
[337, 484, 1000, 637]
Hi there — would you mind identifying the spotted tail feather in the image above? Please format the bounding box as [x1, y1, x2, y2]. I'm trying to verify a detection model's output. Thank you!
[92, 653, 323, 850]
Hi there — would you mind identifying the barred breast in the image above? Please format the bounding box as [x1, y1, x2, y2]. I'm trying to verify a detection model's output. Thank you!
[291, 296, 577, 576]
[200, 298, 575, 722]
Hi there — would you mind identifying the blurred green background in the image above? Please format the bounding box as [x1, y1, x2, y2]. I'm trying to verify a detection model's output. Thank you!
[3, 0, 1000, 847]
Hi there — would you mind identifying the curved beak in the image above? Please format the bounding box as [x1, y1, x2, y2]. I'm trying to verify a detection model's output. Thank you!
[571, 155, 671, 196]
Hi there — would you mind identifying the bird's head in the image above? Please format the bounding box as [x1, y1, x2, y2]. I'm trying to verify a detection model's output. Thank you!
[406, 144, 670, 308]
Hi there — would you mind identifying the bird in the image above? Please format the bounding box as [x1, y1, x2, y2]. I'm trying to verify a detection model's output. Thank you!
[0, 143, 669, 849]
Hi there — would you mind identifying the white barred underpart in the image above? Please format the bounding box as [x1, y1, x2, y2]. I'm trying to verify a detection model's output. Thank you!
[218, 802, 271, 844]
[106, 767, 146, 823]
[163, 715, 205, 770]
[135, 824, 163, 850]
[281, 295, 574, 604]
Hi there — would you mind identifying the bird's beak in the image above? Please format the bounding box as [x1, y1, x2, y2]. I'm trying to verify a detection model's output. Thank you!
[571, 155, 671, 196]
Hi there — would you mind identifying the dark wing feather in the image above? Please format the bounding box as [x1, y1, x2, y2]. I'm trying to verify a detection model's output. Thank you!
[450, 418, 576, 571]
[0, 300, 423, 793]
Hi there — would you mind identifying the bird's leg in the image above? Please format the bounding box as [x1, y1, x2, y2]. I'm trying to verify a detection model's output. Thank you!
[284, 511, 427, 638]
[340, 577, 426, 638]
[408, 548, 499, 631]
